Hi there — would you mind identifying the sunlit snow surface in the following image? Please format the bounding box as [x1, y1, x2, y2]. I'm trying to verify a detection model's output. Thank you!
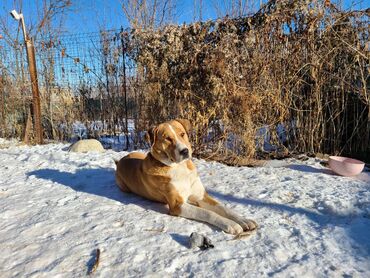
[0, 139, 369, 277]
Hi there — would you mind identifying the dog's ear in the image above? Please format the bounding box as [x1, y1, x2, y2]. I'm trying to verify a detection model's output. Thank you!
[175, 119, 191, 136]
[145, 126, 157, 146]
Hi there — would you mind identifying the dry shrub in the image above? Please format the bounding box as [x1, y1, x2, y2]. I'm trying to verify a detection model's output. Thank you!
[127, 0, 369, 163]
[40, 87, 77, 140]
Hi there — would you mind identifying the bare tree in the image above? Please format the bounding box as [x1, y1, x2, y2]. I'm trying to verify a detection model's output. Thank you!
[0, 0, 72, 141]
[211, 0, 259, 18]
[121, 0, 177, 29]
[193, 0, 203, 22]
[35, 0, 72, 37]
[0, 0, 72, 42]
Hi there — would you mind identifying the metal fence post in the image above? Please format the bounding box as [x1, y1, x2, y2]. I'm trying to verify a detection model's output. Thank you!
[25, 38, 43, 144]
[0, 75, 5, 137]
[120, 28, 129, 150]
[10, 10, 43, 144]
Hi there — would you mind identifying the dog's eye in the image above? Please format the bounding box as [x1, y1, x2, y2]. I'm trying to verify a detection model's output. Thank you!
[180, 132, 185, 137]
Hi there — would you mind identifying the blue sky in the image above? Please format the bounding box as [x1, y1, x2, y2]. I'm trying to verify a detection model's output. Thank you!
[1, 0, 368, 36]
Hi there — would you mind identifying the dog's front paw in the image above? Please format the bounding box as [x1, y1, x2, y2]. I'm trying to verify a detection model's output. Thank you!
[238, 218, 258, 231]
[223, 221, 243, 235]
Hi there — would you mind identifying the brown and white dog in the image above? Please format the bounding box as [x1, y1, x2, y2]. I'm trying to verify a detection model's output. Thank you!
[115, 119, 257, 234]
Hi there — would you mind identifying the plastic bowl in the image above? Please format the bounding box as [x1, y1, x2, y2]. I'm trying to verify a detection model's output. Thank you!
[328, 156, 365, 176]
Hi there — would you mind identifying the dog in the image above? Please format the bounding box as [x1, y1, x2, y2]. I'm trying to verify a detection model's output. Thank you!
[115, 119, 257, 234]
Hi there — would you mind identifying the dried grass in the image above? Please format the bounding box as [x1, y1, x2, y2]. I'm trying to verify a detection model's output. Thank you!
[127, 0, 369, 163]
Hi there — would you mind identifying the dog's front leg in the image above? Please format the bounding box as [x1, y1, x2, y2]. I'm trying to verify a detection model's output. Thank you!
[165, 191, 243, 234]
[197, 193, 258, 231]
[173, 202, 244, 235]
[189, 176, 258, 231]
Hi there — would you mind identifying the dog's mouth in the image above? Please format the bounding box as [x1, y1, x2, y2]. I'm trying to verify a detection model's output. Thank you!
[175, 154, 191, 163]
[152, 146, 191, 166]
[168, 153, 190, 164]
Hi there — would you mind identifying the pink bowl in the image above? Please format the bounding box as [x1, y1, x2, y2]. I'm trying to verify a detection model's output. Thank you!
[328, 156, 365, 176]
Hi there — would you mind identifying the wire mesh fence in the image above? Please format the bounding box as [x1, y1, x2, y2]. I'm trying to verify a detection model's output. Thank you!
[0, 28, 144, 149]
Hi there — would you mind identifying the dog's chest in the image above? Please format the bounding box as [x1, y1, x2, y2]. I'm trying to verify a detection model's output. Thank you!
[168, 164, 202, 200]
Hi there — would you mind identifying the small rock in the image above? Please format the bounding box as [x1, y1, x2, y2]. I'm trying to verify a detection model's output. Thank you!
[316, 153, 330, 159]
[189, 232, 214, 250]
[69, 139, 104, 153]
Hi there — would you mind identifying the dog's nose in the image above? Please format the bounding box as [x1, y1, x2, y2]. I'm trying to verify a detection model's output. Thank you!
[180, 148, 189, 158]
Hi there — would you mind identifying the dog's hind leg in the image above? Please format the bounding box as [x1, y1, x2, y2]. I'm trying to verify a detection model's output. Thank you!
[115, 172, 131, 193]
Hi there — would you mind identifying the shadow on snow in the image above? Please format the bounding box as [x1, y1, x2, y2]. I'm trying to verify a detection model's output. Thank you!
[27, 167, 168, 215]
[27, 166, 370, 259]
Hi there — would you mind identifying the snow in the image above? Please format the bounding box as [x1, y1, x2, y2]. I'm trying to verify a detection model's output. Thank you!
[0, 140, 369, 277]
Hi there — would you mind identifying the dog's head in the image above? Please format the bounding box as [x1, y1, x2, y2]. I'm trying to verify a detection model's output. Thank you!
[147, 119, 192, 166]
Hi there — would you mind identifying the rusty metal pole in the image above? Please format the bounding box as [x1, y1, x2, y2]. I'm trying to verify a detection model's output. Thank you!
[11, 10, 43, 144]
[24, 38, 43, 144]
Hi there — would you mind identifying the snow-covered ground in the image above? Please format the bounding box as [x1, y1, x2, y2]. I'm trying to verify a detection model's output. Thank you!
[0, 139, 369, 277]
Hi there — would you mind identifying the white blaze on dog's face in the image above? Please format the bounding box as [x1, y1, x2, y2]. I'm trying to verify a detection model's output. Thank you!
[149, 119, 192, 165]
